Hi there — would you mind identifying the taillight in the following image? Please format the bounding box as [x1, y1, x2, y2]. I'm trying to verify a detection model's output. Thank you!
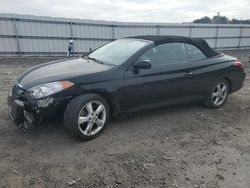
[233, 60, 244, 70]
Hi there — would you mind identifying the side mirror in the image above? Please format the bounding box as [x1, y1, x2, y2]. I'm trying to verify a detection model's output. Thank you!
[133, 60, 151, 70]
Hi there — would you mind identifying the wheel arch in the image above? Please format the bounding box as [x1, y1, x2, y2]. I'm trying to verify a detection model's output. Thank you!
[82, 91, 120, 117]
[222, 77, 232, 93]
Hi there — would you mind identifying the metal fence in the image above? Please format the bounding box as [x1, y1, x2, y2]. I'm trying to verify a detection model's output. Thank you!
[1, 13, 250, 56]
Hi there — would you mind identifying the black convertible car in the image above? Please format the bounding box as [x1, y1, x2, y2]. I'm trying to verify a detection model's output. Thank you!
[8, 35, 246, 140]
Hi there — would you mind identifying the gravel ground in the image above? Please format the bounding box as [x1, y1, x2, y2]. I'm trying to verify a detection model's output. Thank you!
[0, 50, 249, 188]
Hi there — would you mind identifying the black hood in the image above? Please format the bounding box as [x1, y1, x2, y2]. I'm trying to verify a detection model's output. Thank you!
[18, 58, 114, 89]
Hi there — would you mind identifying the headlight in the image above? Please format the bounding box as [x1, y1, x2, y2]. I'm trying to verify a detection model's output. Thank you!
[29, 81, 74, 99]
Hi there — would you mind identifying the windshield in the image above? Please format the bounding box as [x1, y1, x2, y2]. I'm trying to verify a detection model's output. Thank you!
[88, 39, 151, 66]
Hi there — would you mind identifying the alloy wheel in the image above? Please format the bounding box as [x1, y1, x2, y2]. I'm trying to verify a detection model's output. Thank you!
[78, 100, 107, 136]
[212, 82, 228, 106]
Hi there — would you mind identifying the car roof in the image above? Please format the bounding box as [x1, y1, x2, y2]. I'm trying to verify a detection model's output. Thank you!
[127, 35, 190, 43]
[126, 35, 219, 57]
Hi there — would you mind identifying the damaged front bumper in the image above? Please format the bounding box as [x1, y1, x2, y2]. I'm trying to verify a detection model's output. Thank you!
[7, 85, 71, 133]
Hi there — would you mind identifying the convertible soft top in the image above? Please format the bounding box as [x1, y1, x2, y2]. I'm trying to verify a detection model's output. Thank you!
[127, 35, 219, 57]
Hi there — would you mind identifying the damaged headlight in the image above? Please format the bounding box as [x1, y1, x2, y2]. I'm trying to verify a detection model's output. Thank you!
[29, 81, 74, 99]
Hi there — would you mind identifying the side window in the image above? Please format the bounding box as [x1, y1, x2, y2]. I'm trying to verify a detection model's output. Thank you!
[139, 43, 187, 67]
[185, 44, 206, 61]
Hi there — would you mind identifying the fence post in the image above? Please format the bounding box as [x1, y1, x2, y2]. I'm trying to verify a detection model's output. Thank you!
[70, 21, 73, 40]
[112, 25, 115, 40]
[189, 26, 192, 37]
[13, 17, 21, 56]
[156, 25, 160, 35]
[238, 26, 243, 49]
[215, 26, 219, 49]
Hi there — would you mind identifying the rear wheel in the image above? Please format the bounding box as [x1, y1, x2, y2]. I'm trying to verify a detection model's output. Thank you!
[204, 79, 229, 108]
[64, 94, 110, 141]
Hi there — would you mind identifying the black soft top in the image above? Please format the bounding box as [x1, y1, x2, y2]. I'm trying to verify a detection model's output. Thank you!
[126, 35, 219, 57]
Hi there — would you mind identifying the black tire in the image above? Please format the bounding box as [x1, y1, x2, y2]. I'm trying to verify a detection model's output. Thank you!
[204, 79, 229, 109]
[64, 93, 110, 141]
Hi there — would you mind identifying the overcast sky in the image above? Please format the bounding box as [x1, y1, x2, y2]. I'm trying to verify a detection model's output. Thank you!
[0, 0, 250, 23]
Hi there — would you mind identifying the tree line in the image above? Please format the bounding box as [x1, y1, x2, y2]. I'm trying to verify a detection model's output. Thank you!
[193, 14, 250, 24]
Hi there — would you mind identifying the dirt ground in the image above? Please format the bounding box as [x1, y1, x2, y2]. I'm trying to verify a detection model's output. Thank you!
[0, 50, 249, 188]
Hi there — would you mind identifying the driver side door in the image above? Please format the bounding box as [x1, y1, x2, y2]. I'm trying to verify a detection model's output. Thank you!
[121, 42, 192, 111]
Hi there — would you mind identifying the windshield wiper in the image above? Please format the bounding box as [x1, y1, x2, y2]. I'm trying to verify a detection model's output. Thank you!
[84, 55, 103, 64]
[83, 54, 116, 66]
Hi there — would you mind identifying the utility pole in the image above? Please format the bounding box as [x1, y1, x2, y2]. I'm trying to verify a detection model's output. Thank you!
[217, 12, 221, 24]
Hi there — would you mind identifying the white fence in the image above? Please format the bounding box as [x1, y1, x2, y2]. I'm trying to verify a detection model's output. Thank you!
[0, 13, 250, 56]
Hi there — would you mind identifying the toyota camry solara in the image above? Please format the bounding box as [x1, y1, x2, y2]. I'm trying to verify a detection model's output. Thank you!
[8, 35, 246, 140]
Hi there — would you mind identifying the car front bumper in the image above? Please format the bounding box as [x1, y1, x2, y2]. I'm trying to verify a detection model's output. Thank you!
[7, 85, 72, 133]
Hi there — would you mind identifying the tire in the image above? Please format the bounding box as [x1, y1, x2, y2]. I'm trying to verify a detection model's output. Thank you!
[64, 93, 110, 141]
[204, 79, 229, 109]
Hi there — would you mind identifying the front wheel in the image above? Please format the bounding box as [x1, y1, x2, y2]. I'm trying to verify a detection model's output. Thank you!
[64, 94, 110, 141]
[204, 79, 229, 108]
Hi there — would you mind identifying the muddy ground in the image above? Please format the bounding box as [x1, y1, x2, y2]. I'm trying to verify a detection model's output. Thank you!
[0, 50, 249, 188]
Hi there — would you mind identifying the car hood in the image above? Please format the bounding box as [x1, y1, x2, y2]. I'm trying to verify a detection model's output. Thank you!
[18, 58, 114, 89]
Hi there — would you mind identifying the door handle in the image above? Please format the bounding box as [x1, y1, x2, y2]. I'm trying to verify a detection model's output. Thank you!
[185, 72, 193, 76]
